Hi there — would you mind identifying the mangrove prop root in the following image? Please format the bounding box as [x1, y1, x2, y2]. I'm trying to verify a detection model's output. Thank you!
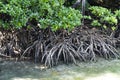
[0, 28, 120, 67]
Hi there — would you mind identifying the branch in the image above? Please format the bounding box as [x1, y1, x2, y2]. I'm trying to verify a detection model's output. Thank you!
[0, 53, 11, 58]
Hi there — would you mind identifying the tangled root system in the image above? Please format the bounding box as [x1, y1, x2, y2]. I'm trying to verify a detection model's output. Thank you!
[0, 27, 120, 67]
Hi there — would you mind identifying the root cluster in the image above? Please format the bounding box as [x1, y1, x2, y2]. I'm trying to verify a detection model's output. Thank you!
[0, 28, 120, 67]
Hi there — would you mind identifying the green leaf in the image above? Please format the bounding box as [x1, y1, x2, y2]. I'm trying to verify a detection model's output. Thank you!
[111, 26, 116, 31]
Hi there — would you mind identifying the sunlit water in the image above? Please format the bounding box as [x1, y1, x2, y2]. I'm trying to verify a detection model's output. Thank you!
[0, 58, 120, 80]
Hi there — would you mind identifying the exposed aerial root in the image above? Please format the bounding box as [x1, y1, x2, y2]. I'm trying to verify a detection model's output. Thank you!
[42, 40, 82, 67]
[0, 28, 120, 67]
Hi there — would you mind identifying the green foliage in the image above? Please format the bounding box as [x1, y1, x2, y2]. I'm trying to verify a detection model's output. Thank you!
[64, 0, 76, 7]
[89, 6, 119, 30]
[40, 6, 82, 31]
[91, 20, 101, 27]
[0, 0, 82, 31]
[115, 10, 120, 20]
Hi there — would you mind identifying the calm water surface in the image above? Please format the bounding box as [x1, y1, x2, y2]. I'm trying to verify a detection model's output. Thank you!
[0, 59, 120, 80]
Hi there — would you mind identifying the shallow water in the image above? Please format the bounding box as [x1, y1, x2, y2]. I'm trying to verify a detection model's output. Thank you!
[0, 59, 120, 80]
